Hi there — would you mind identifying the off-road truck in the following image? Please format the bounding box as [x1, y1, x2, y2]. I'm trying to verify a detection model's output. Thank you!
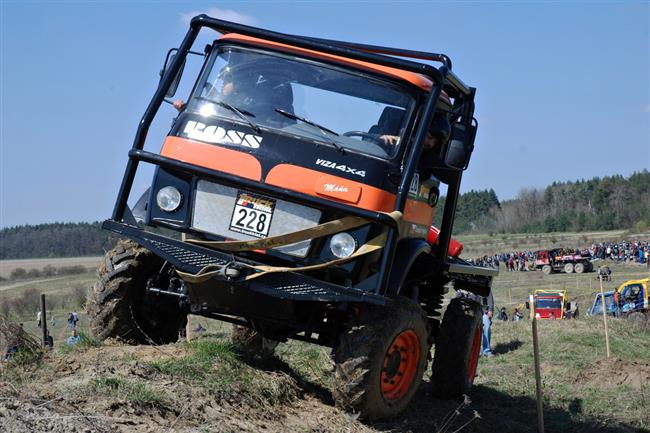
[87, 15, 497, 420]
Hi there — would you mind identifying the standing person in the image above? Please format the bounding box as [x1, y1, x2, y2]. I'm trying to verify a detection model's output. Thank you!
[67, 312, 74, 329]
[36, 310, 42, 328]
[482, 309, 493, 357]
[71, 311, 79, 329]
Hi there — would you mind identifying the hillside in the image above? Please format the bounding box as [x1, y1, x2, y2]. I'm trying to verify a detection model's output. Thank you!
[0, 222, 117, 260]
[435, 170, 650, 234]
[2, 260, 650, 432]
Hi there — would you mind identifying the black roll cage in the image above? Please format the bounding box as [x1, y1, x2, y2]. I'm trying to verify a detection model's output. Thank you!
[110, 14, 476, 296]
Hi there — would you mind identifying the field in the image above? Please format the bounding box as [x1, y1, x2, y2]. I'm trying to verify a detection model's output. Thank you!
[1, 241, 649, 432]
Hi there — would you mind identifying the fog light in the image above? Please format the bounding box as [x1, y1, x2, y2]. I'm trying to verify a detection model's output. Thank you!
[156, 186, 182, 212]
[330, 233, 357, 258]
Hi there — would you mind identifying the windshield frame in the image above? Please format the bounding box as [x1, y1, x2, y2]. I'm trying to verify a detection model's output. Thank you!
[185, 42, 422, 161]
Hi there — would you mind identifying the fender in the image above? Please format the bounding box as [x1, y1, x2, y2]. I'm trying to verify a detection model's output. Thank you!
[386, 238, 432, 297]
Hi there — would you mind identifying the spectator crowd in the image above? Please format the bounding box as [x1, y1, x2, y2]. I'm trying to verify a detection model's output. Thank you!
[469, 240, 650, 270]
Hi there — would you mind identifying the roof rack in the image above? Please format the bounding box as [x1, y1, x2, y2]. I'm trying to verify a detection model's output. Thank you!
[192, 15, 471, 97]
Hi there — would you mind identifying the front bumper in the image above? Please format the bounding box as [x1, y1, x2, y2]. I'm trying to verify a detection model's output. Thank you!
[103, 220, 385, 306]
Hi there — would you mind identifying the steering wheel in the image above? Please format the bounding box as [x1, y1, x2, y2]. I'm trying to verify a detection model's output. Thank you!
[343, 131, 380, 140]
[343, 130, 394, 155]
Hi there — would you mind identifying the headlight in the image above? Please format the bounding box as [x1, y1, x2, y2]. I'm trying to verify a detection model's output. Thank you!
[330, 233, 357, 258]
[156, 186, 183, 212]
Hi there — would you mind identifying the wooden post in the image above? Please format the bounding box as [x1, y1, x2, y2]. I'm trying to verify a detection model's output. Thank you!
[598, 274, 611, 358]
[532, 317, 545, 433]
[40, 294, 48, 347]
[185, 314, 192, 343]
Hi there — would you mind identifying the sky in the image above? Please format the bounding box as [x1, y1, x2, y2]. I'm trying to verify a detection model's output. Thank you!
[1, 1, 649, 228]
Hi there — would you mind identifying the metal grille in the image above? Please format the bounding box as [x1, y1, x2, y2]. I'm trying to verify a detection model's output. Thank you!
[146, 237, 227, 270]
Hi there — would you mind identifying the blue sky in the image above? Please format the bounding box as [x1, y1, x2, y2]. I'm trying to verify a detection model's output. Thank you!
[1, 1, 648, 228]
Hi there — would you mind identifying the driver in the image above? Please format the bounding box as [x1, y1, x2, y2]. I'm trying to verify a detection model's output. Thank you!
[379, 111, 451, 152]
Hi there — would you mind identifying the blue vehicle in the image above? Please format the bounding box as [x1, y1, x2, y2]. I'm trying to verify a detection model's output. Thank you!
[587, 291, 618, 317]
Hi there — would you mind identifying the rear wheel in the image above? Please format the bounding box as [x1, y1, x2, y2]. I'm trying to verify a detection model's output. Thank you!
[431, 297, 483, 398]
[564, 263, 575, 274]
[541, 265, 552, 275]
[87, 240, 187, 344]
[333, 298, 428, 420]
[574, 263, 585, 274]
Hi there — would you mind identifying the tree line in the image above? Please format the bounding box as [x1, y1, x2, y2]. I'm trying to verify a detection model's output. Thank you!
[1, 172, 648, 259]
[435, 170, 650, 234]
[0, 222, 118, 259]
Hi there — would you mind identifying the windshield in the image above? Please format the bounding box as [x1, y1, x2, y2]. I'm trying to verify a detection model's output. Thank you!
[535, 298, 562, 309]
[593, 295, 615, 314]
[185, 46, 417, 158]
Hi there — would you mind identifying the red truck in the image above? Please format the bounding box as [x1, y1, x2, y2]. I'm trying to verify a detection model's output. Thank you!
[527, 290, 578, 319]
[533, 249, 593, 275]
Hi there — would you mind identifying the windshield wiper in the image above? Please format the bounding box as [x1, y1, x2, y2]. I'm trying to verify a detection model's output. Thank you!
[274, 108, 345, 154]
[196, 96, 261, 134]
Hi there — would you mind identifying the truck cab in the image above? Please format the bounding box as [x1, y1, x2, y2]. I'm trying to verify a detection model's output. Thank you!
[530, 290, 576, 319]
[618, 278, 649, 316]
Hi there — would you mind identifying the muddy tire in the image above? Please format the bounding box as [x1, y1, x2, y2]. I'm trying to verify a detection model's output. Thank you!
[564, 263, 574, 274]
[541, 265, 552, 275]
[431, 297, 483, 398]
[627, 312, 647, 322]
[333, 298, 429, 420]
[231, 325, 279, 356]
[574, 263, 585, 274]
[87, 240, 187, 344]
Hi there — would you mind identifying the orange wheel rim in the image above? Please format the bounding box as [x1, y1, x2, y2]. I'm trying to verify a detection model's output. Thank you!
[380, 329, 420, 401]
[467, 324, 482, 384]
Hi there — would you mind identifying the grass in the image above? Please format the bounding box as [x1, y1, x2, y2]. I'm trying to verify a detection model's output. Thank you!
[474, 318, 650, 432]
[89, 376, 168, 407]
[1, 235, 649, 431]
[149, 338, 299, 408]
[57, 330, 102, 353]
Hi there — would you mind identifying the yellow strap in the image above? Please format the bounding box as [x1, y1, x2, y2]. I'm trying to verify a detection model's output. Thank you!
[185, 216, 370, 251]
[175, 232, 386, 284]
[185, 210, 402, 252]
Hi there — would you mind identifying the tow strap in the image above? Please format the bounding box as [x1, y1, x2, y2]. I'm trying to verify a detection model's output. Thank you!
[175, 211, 402, 284]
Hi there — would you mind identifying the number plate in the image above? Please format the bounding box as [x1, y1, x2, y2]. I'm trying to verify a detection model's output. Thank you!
[229, 191, 276, 238]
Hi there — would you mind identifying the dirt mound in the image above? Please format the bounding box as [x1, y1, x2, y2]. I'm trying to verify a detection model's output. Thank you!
[0, 338, 374, 433]
[574, 357, 650, 389]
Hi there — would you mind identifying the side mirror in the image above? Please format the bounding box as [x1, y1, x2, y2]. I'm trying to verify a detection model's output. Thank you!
[444, 118, 477, 170]
[159, 49, 186, 98]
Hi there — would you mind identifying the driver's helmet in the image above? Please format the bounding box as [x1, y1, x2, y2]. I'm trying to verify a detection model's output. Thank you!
[429, 112, 451, 149]
[218, 60, 295, 126]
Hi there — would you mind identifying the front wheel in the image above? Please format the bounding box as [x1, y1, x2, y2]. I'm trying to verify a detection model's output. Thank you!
[541, 265, 552, 275]
[431, 297, 483, 398]
[333, 298, 429, 420]
[574, 263, 585, 274]
[87, 240, 187, 344]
